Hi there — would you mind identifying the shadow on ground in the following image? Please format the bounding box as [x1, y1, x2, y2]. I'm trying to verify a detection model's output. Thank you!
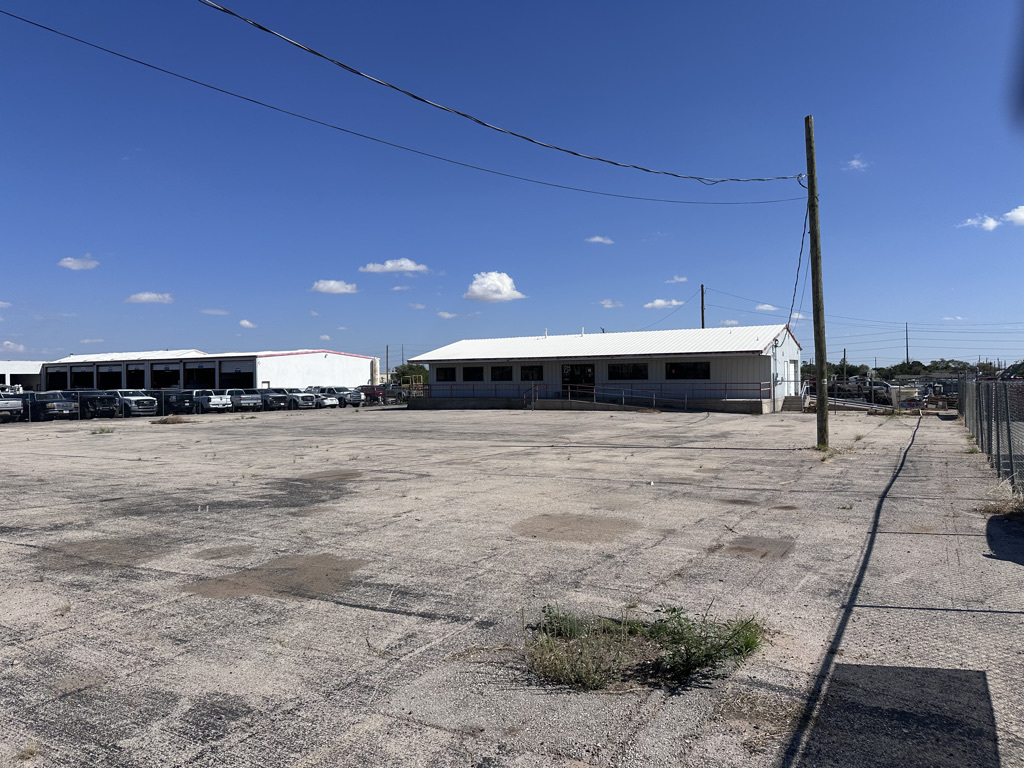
[986, 515, 1024, 567]
[801, 664, 1000, 767]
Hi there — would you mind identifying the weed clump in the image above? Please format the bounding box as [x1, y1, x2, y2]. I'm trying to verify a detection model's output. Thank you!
[524, 604, 765, 691]
[151, 415, 195, 425]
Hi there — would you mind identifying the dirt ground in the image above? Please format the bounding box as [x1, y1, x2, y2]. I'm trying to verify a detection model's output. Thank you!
[1, 408, 1021, 767]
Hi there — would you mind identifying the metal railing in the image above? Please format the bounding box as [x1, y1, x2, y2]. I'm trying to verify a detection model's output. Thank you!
[426, 381, 772, 402]
[960, 378, 1024, 493]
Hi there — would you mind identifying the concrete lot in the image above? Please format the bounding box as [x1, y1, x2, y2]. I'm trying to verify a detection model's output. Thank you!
[1, 408, 1021, 767]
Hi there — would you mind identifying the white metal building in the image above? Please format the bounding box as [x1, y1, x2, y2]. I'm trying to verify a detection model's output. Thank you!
[40, 349, 378, 391]
[0, 360, 47, 390]
[410, 325, 801, 412]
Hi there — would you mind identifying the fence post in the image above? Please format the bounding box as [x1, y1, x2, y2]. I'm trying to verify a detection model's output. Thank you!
[1003, 382, 1016, 488]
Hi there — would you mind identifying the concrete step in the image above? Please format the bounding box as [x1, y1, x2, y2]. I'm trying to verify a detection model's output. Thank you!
[781, 395, 805, 412]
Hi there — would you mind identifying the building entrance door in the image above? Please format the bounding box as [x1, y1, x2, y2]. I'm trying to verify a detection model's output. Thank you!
[561, 363, 595, 398]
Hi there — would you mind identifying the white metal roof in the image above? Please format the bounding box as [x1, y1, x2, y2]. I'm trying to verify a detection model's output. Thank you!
[47, 350, 207, 364]
[410, 325, 799, 363]
[45, 348, 375, 364]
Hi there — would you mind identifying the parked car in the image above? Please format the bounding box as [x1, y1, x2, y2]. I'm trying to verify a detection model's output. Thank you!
[359, 385, 402, 405]
[333, 387, 366, 407]
[303, 386, 344, 409]
[63, 390, 119, 419]
[281, 388, 316, 410]
[256, 388, 289, 411]
[0, 392, 25, 422]
[144, 389, 196, 416]
[104, 390, 158, 418]
[191, 389, 232, 414]
[19, 391, 80, 421]
[221, 388, 262, 412]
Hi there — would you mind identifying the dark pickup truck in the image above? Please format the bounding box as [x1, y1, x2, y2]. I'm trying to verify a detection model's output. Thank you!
[19, 391, 80, 421]
[144, 390, 196, 416]
[62, 390, 119, 419]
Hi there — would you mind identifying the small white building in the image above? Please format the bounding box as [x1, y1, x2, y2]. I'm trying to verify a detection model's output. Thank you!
[41, 349, 378, 391]
[0, 360, 47, 390]
[410, 324, 801, 413]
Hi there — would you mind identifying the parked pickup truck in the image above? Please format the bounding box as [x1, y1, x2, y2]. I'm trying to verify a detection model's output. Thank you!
[303, 386, 342, 409]
[221, 388, 262, 412]
[144, 389, 195, 416]
[257, 388, 289, 411]
[20, 391, 80, 421]
[105, 390, 159, 417]
[191, 389, 232, 414]
[63, 390, 119, 419]
[0, 392, 24, 422]
[282, 388, 316, 410]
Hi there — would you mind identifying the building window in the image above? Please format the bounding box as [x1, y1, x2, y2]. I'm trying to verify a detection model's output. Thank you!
[490, 365, 513, 381]
[436, 367, 456, 382]
[520, 365, 544, 381]
[463, 366, 484, 382]
[608, 362, 648, 380]
[666, 361, 710, 380]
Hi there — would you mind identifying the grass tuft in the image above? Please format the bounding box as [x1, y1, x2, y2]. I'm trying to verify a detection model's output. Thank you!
[524, 604, 765, 690]
[90, 426, 114, 435]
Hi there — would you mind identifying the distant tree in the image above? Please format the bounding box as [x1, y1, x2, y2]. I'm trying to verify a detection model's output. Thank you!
[393, 363, 428, 385]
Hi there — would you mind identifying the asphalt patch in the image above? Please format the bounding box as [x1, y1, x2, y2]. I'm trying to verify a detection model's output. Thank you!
[194, 544, 255, 561]
[41, 537, 175, 568]
[709, 535, 795, 559]
[511, 513, 641, 543]
[182, 553, 368, 600]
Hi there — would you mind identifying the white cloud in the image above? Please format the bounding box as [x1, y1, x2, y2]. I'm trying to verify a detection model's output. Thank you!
[586, 236, 614, 244]
[438, 311, 457, 319]
[842, 155, 868, 171]
[201, 308, 228, 315]
[392, 285, 410, 291]
[0, 316, 4, 322]
[125, 292, 172, 304]
[643, 299, 684, 309]
[958, 215, 1000, 231]
[665, 275, 687, 284]
[0, 301, 10, 308]
[319, 334, 331, 341]
[239, 319, 256, 328]
[942, 315, 964, 321]
[600, 299, 623, 309]
[2, 341, 25, 352]
[722, 319, 739, 326]
[1003, 205, 1024, 226]
[755, 303, 778, 311]
[359, 258, 428, 273]
[791, 311, 808, 320]
[409, 303, 426, 310]
[58, 254, 99, 270]
[463, 272, 526, 302]
[311, 280, 357, 294]
[336, 326, 348, 331]
[79, 338, 104, 344]
[310, 310, 319, 316]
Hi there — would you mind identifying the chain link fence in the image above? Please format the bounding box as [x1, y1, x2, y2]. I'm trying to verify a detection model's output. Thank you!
[959, 378, 1024, 493]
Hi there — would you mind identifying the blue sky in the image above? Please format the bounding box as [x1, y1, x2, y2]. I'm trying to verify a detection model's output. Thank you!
[2, 1, 1022, 368]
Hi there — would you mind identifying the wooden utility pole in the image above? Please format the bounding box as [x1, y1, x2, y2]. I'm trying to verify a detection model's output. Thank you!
[701, 284, 706, 329]
[805, 115, 828, 448]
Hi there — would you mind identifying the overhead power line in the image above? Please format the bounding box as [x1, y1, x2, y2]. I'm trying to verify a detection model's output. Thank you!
[197, 0, 807, 186]
[0, 10, 805, 208]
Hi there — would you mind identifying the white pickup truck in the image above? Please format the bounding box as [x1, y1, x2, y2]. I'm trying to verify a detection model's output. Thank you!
[105, 390, 158, 417]
[0, 393, 23, 422]
[191, 389, 232, 414]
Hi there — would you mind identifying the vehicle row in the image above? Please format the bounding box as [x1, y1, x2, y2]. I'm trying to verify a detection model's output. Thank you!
[0, 385, 369, 422]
